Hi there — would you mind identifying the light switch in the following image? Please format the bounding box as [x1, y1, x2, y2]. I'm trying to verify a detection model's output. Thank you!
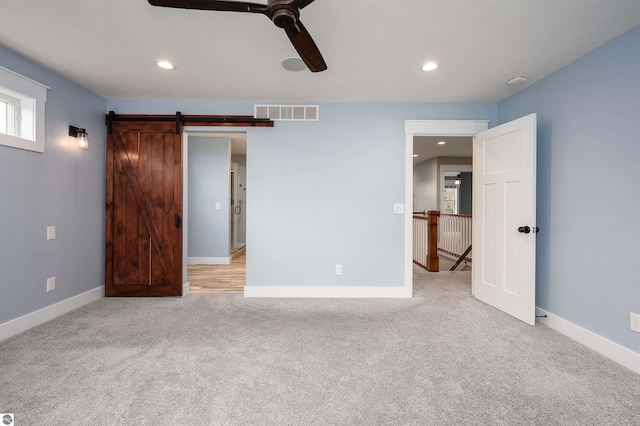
[47, 226, 56, 240]
[215, 203, 221, 210]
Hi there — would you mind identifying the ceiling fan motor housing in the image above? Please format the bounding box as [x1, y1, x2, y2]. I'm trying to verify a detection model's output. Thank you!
[271, 7, 298, 28]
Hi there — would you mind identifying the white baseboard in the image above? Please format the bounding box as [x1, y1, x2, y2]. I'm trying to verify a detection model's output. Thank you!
[536, 307, 640, 375]
[188, 257, 230, 265]
[0, 286, 104, 343]
[182, 282, 190, 297]
[244, 286, 412, 298]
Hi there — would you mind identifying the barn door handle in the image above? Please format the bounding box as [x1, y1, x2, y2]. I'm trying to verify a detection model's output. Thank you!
[175, 214, 181, 229]
[518, 226, 531, 234]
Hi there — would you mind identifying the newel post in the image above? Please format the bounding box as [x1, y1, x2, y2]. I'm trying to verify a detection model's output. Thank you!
[427, 210, 439, 272]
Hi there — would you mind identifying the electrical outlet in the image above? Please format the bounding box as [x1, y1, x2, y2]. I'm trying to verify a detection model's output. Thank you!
[630, 312, 640, 333]
[47, 226, 56, 240]
[47, 277, 56, 292]
[335, 264, 343, 275]
[394, 203, 405, 214]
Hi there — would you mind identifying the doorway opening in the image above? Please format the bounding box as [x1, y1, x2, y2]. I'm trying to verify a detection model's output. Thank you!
[185, 131, 247, 294]
[413, 136, 473, 272]
[404, 120, 489, 296]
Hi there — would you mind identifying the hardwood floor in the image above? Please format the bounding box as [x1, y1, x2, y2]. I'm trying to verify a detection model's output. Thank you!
[188, 248, 245, 294]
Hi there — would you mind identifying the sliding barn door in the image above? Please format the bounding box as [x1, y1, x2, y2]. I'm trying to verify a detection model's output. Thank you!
[105, 121, 182, 296]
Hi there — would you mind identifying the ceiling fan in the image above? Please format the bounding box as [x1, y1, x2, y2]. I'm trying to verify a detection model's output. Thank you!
[148, 0, 327, 72]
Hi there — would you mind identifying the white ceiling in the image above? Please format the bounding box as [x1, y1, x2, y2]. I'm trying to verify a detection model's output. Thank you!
[413, 136, 472, 165]
[1, 1, 639, 103]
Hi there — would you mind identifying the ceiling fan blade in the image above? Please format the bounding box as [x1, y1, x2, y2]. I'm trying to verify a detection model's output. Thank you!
[148, 0, 267, 14]
[284, 20, 327, 72]
[291, 0, 316, 9]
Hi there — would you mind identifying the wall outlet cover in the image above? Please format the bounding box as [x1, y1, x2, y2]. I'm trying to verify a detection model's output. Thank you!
[47, 226, 56, 240]
[47, 277, 56, 292]
[394, 203, 405, 214]
[335, 264, 343, 275]
[630, 312, 640, 333]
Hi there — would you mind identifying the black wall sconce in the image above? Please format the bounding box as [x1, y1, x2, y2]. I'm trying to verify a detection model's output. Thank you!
[69, 125, 89, 149]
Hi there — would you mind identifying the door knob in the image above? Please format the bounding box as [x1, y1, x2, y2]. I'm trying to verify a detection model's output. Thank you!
[518, 226, 531, 234]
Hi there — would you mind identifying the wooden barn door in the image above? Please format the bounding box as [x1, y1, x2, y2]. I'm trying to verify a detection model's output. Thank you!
[105, 121, 182, 297]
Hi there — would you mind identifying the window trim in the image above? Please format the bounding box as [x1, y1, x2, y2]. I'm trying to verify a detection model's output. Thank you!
[0, 65, 48, 153]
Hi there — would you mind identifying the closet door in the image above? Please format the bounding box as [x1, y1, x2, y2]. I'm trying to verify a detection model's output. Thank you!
[105, 121, 182, 296]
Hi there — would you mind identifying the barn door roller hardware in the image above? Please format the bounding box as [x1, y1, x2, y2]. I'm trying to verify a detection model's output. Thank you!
[106, 111, 274, 134]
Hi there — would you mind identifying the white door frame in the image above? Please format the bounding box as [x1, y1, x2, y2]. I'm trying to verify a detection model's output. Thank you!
[404, 120, 490, 295]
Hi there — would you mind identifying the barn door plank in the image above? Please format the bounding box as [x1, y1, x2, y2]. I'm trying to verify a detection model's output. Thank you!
[123, 132, 142, 284]
[138, 134, 152, 285]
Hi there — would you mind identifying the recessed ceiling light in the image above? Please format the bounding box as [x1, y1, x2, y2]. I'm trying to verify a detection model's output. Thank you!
[422, 62, 439, 72]
[413, 154, 419, 157]
[156, 60, 176, 70]
[507, 76, 528, 85]
[438, 141, 446, 145]
[282, 57, 306, 72]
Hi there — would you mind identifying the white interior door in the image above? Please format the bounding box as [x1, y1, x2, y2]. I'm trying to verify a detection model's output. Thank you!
[473, 114, 537, 325]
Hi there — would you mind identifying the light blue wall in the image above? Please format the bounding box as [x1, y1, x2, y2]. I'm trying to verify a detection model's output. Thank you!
[498, 25, 640, 353]
[109, 99, 497, 287]
[0, 46, 106, 324]
[188, 136, 230, 259]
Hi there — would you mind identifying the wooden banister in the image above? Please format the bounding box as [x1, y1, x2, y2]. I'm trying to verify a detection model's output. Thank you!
[427, 210, 439, 272]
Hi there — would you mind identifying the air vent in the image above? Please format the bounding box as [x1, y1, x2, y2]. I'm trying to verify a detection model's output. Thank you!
[254, 105, 319, 121]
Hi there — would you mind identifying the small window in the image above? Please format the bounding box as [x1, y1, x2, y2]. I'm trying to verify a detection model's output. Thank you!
[0, 66, 48, 153]
[443, 187, 458, 214]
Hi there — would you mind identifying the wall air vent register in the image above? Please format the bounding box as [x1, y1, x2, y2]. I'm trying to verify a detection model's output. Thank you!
[254, 105, 319, 121]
